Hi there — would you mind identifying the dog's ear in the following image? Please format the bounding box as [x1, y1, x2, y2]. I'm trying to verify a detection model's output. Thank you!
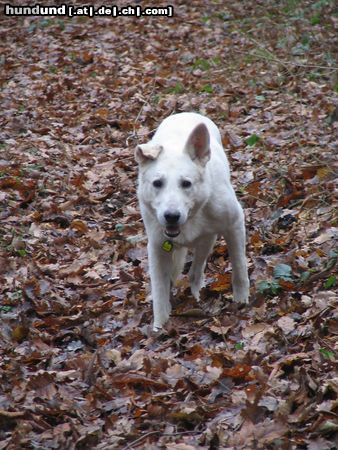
[135, 143, 163, 164]
[184, 123, 210, 166]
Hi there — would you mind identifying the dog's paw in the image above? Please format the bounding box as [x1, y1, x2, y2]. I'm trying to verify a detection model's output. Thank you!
[190, 283, 201, 301]
[233, 282, 250, 304]
[190, 274, 204, 302]
[153, 302, 171, 330]
[153, 317, 168, 331]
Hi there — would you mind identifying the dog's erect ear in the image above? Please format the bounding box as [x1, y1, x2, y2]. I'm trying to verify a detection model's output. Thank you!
[135, 143, 163, 164]
[184, 123, 210, 166]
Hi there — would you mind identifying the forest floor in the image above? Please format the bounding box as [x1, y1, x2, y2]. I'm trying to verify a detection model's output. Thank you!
[0, 1, 337, 449]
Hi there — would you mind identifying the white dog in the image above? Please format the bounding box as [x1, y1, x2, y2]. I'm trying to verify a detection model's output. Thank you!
[135, 112, 249, 330]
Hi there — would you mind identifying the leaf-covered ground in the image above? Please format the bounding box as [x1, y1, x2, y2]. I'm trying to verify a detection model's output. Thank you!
[0, 1, 337, 449]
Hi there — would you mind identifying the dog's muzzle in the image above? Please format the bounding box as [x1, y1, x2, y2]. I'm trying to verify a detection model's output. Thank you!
[164, 225, 180, 238]
[164, 211, 181, 237]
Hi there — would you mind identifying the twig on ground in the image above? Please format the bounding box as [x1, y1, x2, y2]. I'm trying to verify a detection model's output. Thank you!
[122, 430, 200, 450]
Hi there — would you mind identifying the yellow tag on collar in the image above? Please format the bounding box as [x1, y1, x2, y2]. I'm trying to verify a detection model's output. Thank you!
[162, 240, 173, 252]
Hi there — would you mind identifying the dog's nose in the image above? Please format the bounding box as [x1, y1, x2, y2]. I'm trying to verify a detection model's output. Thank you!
[164, 211, 180, 224]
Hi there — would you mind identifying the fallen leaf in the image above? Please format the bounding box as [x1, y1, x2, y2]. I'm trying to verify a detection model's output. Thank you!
[277, 316, 296, 334]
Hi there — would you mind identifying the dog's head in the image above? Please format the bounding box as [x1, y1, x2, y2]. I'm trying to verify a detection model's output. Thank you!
[135, 123, 211, 238]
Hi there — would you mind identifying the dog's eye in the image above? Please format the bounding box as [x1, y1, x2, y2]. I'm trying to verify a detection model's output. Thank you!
[181, 180, 192, 188]
[153, 179, 163, 188]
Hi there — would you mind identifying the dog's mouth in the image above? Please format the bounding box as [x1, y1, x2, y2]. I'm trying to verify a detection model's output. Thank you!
[164, 225, 180, 238]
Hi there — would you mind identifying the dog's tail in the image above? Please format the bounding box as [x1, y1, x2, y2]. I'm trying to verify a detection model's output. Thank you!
[171, 247, 188, 284]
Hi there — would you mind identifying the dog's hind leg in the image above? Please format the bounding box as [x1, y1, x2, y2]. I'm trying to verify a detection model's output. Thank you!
[171, 247, 188, 285]
[224, 214, 250, 304]
[189, 234, 216, 301]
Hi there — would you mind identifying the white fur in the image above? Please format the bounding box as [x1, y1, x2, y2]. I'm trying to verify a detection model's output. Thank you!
[135, 112, 249, 330]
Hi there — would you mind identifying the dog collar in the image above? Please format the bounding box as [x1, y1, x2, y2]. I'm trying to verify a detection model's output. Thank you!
[162, 240, 173, 252]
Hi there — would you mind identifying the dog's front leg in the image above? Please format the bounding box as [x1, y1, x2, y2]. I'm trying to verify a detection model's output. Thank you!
[224, 215, 250, 303]
[148, 242, 173, 330]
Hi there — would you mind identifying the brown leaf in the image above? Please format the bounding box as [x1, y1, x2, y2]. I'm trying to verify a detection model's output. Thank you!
[246, 180, 261, 197]
[278, 278, 296, 291]
[222, 364, 253, 380]
[170, 409, 203, 427]
[70, 219, 88, 234]
[241, 323, 270, 338]
[110, 374, 168, 390]
[12, 325, 29, 342]
[277, 316, 296, 334]
[229, 419, 288, 446]
[75, 51, 94, 65]
[210, 273, 231, 292]
[175, 308, 209, 318]
[209, 324, 232, 336]
[0, 410, 25, 419]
